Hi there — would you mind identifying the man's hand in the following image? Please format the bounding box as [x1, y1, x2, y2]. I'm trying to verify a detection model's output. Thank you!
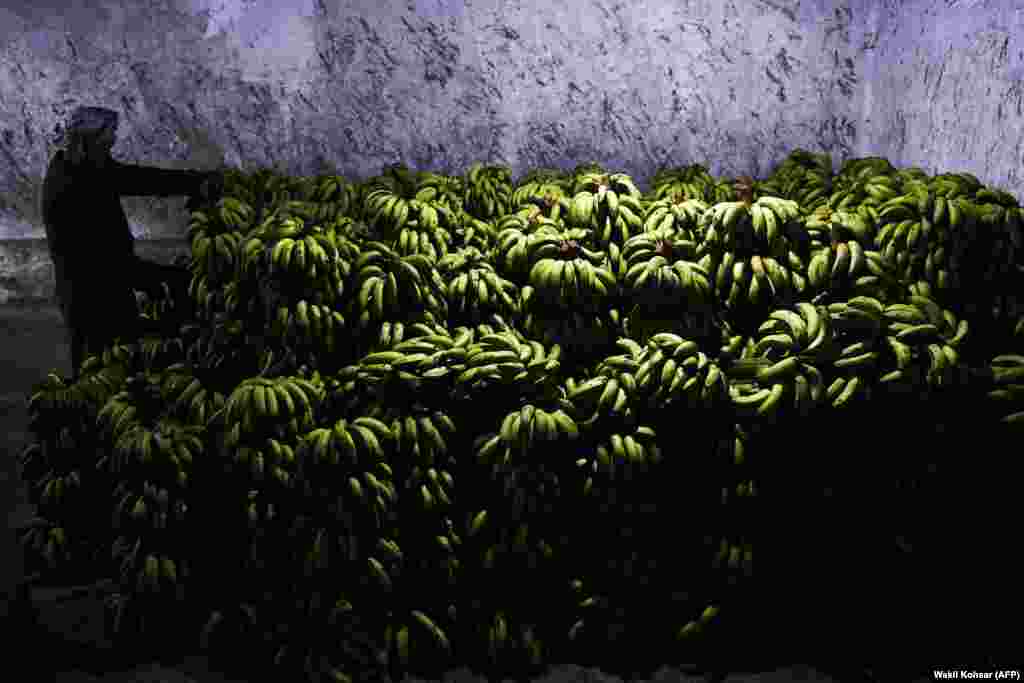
[199, 170, 225, 202]
[187, 170, 225, 211]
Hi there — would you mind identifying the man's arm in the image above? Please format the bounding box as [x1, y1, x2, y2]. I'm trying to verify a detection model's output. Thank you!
[108, 160, 217, 198]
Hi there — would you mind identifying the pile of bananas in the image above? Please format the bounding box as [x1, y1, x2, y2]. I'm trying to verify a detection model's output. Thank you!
[18, 150, 1024, 682]
[436, 247, 520, 325]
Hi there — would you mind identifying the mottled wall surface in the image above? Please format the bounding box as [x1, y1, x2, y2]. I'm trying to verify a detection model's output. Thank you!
[0, 0, 1022, 245]
[857, 0, 1024, 182]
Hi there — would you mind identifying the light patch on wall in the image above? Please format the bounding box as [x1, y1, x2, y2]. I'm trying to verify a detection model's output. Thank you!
[198, 0, 317, 93]
[199, 0, 248, 41]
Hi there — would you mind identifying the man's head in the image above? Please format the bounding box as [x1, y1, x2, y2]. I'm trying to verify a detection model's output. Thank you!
[64, 106, 119, 167]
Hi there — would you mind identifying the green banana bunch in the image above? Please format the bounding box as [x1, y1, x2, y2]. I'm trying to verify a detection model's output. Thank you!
[96, 391, 143, 445]
[628, 256, 714, 310]
[871, 189, 925, 229]
[641, 333, 724, 407]
[281, 299, 344, 352]
[739, 356, 826, 419]
[511, 170, 571, 209]
[391, 220, 448, 260]
[296, 417, 392, 482]
[389, 409, 459, 467]
[265, 231, 341, 289]
[360, 334, 464, 385]
[439, 250, 521, 323]
[464, 162, 513, 220]
[136, 331, 184, 372]
[362, 187, 413, 237]
[855, 172, 900, 205]
[715, 255, 755, 311]
[200, 196, 254, 232]
[601, 240, 629, 280]
[563, 172, 640, 236]
[804, 207, 874, 249]
[823, 180, 871, 214]
[593, 337, 644, 376]
[190, 229, 243, 283]
[373, 318, 459, 353]
[246, 210, 304, 241]
[748, 197, 801, 251]
[185, 271, 219, 321]
[568, 162, 606, 185]
[565, 373, 633, 425]
[806, 238, 870, 291]
[583, 425, 663, 487]
[729, 376, 791, 419]
[641, 194, 709, 237]
[405, 464, 458, 518]
[521, 228, 570, 263]
[452, 212, 495, 253]
[528, 254, 616, 311]
[587, 189, 646, 246]
[648, 171, 713, 202]
[109, 424, 185, 488]
[513, 188, 569, 223]
[699, 196, 798, 255]
[386, 609, 453, 674]
[351, 243, 404, 329]
[987, 354, 1024, 425]
[311, 173, 354, 210]
[495, 208, 563, 241]
[396, 201, 455, 258]
[752, 302, 832, 361]
[456, 332, 530, 389]
[223, 377, 320, 441]
[112, 478, 184, 537]
[29, 467, 83, 519]
[103, 420, 202, 486]
[571, 171, 641, 197]
[491, 226, 534, 282]
[400, 252, 450, 322]
[92, 374, 158, 435]
[121, 546, 183, 599]
[476, 404, 578, 466]
[877, 295, 968, 387]
[819, 373, 871, 409]
[27, 371, 90, 424]
[19, 519, 74, 573]
[705, 176, 740, 203]
[621, 231, 687, 273]
[827, 296, 888, 339]
[414, 171, 465, 210]
[791, 173, 832, 213]
[872, 214, 944, 287]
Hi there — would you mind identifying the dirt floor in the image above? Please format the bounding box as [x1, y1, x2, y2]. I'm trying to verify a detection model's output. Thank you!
[0, 301, 1006, 682]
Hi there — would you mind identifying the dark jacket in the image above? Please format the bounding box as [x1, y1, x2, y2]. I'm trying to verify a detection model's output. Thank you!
[41, 150, 207, 283]
[40, 150, 207, 349]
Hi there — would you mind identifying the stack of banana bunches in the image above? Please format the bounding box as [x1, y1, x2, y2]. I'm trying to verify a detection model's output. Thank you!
[19, 154, 1022, 681]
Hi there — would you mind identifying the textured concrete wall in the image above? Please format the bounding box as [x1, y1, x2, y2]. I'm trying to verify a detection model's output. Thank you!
[851, 0, 1024, 179]
[1, 0, 1023, 297]
[0, 0, 871, 241]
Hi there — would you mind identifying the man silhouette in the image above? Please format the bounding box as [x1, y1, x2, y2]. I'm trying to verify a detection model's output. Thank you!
[40, 106, 225, 379]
